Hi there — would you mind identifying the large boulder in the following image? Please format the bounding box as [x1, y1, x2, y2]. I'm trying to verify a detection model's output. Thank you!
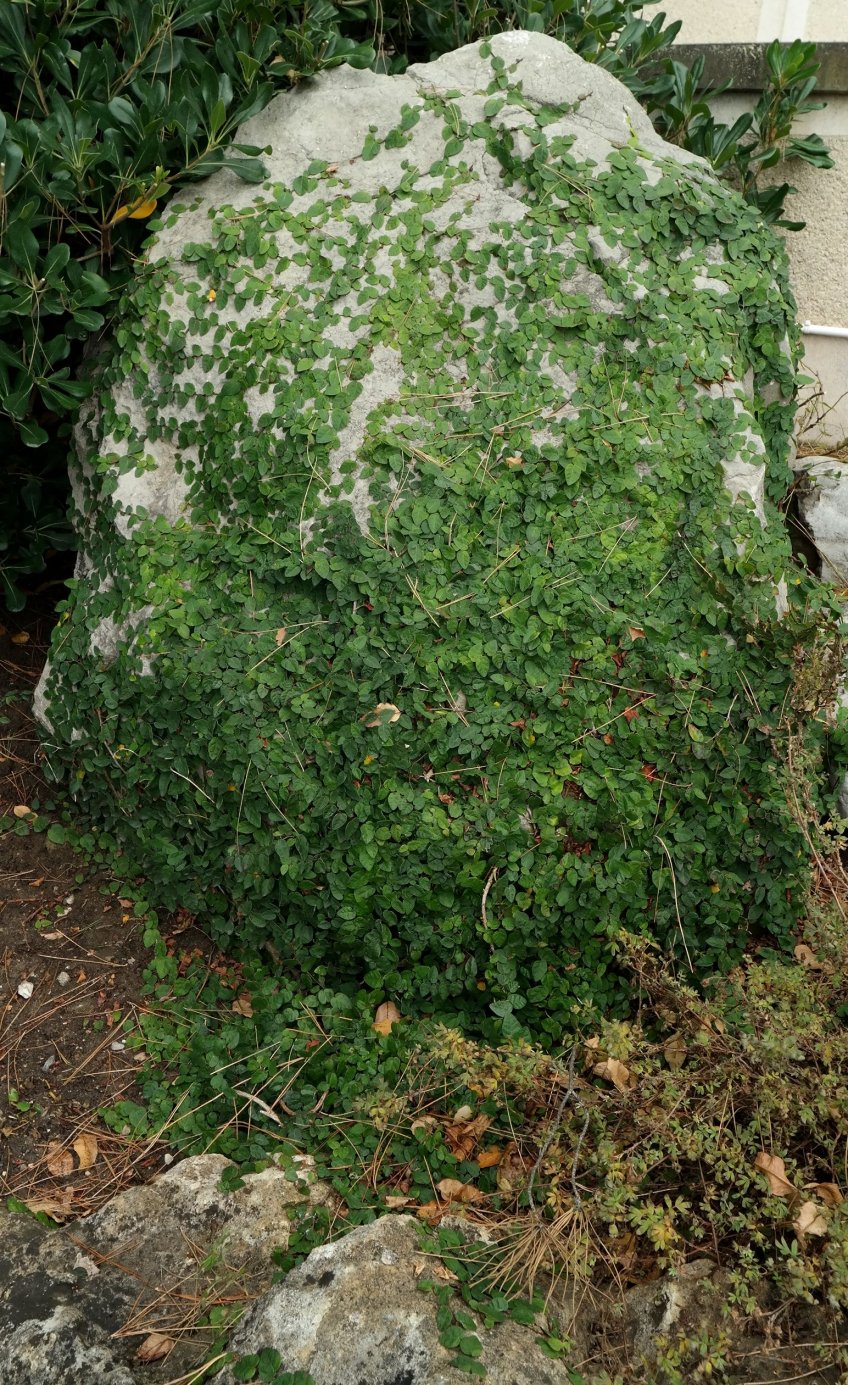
[38, 32, 826, 1027]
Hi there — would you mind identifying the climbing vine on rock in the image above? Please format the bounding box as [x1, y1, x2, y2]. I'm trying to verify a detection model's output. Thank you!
[40, 38, 841, 1036]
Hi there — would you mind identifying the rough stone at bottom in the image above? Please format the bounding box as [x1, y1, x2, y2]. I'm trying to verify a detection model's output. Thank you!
[0, 1152, 329, 1385]
[216, 1214, 573, 1385]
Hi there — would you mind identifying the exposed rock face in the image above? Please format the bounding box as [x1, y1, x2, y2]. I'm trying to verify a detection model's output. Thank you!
[216, 1215, 574, 1385]
[796, 456, 848, 585]
[38, 31, 812, 1016]
[0, 1154, 328, 1385]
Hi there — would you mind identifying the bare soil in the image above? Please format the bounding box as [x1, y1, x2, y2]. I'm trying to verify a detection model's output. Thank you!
[0, 589, 190, 1216]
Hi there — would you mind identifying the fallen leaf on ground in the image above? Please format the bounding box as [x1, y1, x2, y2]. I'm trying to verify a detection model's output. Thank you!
[593, 1057, 635, 1092]
[384, 1195, 412, 1209]
[45, 1142, 74, 1177]
[793, 1200, 828, 1238]
[136, 1333, 176, 1363]
[754, 1151, 795, 1199]
[436, 1177, 484, 1204]
[453, 1104, 473, 1123]
[445, 1113, 491, 1160]
[25, 1191, 74, 1220]
[477, 1148, 502, 1169]
[12, 805, 33, 819]
[275, 627, 287, 645]
[628, 627, 646, 640]
[362, 702, 401, 728]
[10, 632, 29, 645]
[794, 944, 825, 970]
[73, 1133, 98, 1171]
[231, 993, 254, 1017]
[663, 1033, 687, 1070]
[410, 1115, 437, 1134]
[496, 1142, 529, 1194]
[805, 1181, 843, 1207]
[372, 1000, 401, 1035]
[416, 1201, 444, 1225]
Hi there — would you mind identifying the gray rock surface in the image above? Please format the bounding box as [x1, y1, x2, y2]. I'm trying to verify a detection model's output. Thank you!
[796, 455, 848, 585]
[0, 1153, 328, 1385]
[216, 1214, 576, 1385]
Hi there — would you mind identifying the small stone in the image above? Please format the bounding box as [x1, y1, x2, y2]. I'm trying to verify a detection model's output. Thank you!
[57, 972, 71, 988]
[16, 980, 34, 1000]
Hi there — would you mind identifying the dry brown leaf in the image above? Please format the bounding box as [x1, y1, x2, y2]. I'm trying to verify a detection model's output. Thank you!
[794, 944, 825, 970]
[793, 1200, 828, 1238]
[477, 1148, 502, 1169]
[593, 1057, 635, 1092]
[275, 627, 287, 645]
[753, 1151, 795, 1199]
[496, 1142, 529, 1194]
[663, 1033, 687, 1071]
[627, 627, 646, 640]
[805, 1181, 843, 1207]
[45, 1142, 74, 1177]
[231, 993, 254, 1017]
[436, 1177, 484, 1205]
[385, 1195, 412, 1209]
[445, 1113, 491, 1160]
[504, 454, 523, 467]
[410, 1115, 437, 1135]
[416, 1200, 444, 1224]
[453, 1104, 473, 1123]
[362, 702, 401, 728]
[25, 1191, 74, 1220]
[136, 1333, 176, 1363]
[372, 1000, 401, 1035]
[12, 805, 33, 819]
[10, 632, 29, 645]
[73, 1133, 98, 1171]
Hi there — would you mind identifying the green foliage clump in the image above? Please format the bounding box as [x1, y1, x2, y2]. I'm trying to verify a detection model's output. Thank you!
[40, 47, 842, 1031]
[0, 0, 833, 606]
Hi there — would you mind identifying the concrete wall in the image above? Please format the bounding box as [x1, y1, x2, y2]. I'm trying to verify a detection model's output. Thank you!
[660, 0, 844, 43]
[652, 11, 848, 444]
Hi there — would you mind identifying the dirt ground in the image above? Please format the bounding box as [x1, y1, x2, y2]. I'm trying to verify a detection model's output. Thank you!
[0, 587, 181, 1217]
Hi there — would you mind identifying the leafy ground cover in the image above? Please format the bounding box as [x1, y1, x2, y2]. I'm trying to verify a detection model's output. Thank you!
[4, 593, 848, 1382]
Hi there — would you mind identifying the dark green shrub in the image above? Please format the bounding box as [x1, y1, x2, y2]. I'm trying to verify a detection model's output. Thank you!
[0, 0, 834, 606]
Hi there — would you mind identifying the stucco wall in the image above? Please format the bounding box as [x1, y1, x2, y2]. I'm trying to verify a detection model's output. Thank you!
[652, 14, 848, 444]
[660, 0, 845, 43]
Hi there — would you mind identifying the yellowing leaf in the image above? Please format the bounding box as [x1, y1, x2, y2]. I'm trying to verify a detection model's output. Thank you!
[793, 1200, 828, 1238]
[136, 1333, 176, 1363]
[13, 805, 33, 818]
[753, 1151, 795, 1199]
[45, 1142, 74, 1177]
[372, 1000, 401, 1035]
[73, 1133, 98, 1171]
[362, 702, 401, 728]
[128, 198, 158, 220]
